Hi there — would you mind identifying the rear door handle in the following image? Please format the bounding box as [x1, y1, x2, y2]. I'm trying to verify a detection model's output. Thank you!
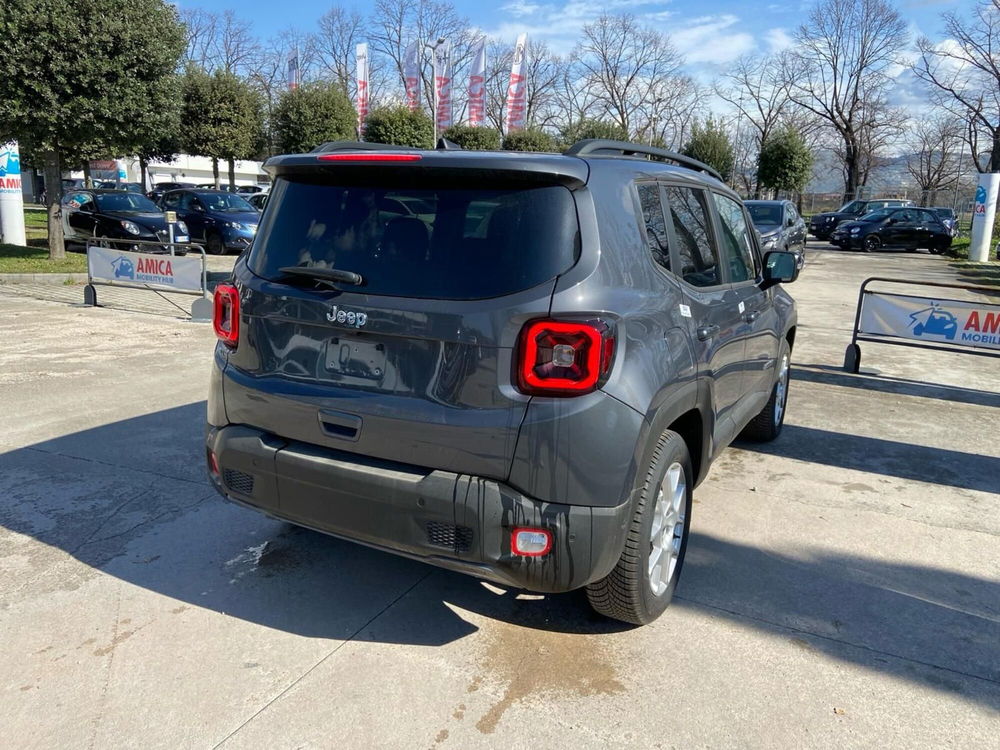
[744, 310, 760, 324]
[696, 324, 720, 341]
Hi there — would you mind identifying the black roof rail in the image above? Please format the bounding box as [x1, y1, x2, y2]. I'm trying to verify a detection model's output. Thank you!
[310, 140, 416, 153]
[564, 139, 724, 183]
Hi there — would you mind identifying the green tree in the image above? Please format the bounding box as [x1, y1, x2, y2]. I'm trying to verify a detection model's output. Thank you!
[558, 119, 628, 150]
[682, 119, 735, 183]
[364, 106, 434, 149]
[502, 129, 556, 152]
[273, 82, 357, 154]
[182, 67, 264, 187]
[0, 0, 185, 257]
[757, 128, 814, 196]
[441, 125, 502, 150]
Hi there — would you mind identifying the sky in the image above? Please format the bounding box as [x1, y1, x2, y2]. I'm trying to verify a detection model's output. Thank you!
[178, 0, 966, 64]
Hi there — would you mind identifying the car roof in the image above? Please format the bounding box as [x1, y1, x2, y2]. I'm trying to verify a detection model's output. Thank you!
[744, 200, 788, 205]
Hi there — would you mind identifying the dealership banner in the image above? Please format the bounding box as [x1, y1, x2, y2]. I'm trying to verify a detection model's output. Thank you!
[287, 49, 299, 90]
[466, 41, 486, 126]
[505, 34, 528, 133]
[0, 141, 26, 246]
[356, 43, 370, 137]
[859, 292, 1000, 352]
[404, 41, 421, 112]
[88, 246, 204, 294]
[434, 41, 452, 131]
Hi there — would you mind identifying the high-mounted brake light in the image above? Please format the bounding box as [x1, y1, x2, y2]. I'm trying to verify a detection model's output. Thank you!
[213, 284, 240, 348]
[511, 528, 553, 557]
[516, 319, 615, 396]
[317, 153, 422, 162]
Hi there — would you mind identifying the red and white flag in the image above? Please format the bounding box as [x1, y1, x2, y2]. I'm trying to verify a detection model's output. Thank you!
[356, 43, 369, 137]
[434, 41, 452, 132]
[504, 34, 528, 133]
[466, 41, 486, 126]
[404, 41, 420, 112]
[287, 49, 299, 91]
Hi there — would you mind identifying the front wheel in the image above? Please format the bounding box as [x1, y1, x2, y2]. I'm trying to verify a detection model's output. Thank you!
[586, 430, 693, 625]
[206, 232, 226, 255]
[739, 341, 791, 442]
[863, 235, 880, 253]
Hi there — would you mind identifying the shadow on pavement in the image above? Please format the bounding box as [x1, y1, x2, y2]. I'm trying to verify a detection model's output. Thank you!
[793, 364, 1000, 409]
[738, 423, 1000, 494]
[1, 403, 998, 708]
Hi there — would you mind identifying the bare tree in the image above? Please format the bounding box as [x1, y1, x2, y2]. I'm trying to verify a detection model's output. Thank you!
[484, 39, 563, 131]
[915, 0, 1000, 173]
[180, 8, 218, 68]
[644, 76, 703, 150]
[212, 11, 260, 75]
[314, 7, 366, 95]
[716, 54, 790, 196]
[574, 14, 684, 136]
[784, 0, 909, 199]
[369, 0, 480, 112]
[906, 116, 963, 205]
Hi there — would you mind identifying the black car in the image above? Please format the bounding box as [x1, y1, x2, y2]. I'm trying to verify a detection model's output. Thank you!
[148, 181, 196, 202]
[205, 139, 800, 625]
[61, 189, 189, 251]
[829, 207, 952, 253]
[97, 181, 146, 194]
[159, 189, 259, 254]
[745, 200, 807, 261]
[809, 198, 913, 240]
[236, 185, 265, 194]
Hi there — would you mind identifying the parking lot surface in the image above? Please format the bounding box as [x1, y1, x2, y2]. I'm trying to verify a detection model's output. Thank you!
[1, 244, 998, 748]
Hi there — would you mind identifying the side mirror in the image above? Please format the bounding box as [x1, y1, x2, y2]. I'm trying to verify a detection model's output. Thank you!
[762, 250, 799, 288]
[192, 203, 205, 213]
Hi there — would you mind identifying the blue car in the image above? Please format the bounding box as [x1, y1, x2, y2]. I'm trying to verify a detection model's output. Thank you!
[158, 189, 259, 255]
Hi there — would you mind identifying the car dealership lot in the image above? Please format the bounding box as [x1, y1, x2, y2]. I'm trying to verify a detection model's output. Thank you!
[1, 244, 997, 748]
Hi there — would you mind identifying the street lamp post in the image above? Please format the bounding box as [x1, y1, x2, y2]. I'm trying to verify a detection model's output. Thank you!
[425, 37, 446, 147]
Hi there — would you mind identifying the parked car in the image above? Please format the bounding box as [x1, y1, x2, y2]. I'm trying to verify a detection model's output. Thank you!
[745, 199, 807, 265]
[931, 206, 958, 236]
[61, 189, 189, 252]
[197, 183, 241, 193]
[246, 192, 268, 211]
[809, 198, 913, 240]
[148, 181, 196, 202]
[159, 189, 259, 254]
[829, 206, 952, 253]
[97, 181, 146, 194]
[236, 185, 265, 194]
[205, 139, 800, 625]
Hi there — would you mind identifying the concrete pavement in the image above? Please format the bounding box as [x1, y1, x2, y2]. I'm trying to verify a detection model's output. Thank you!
[1, 244, 997, 748]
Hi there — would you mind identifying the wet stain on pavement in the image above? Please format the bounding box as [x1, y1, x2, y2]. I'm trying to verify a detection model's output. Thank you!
[842, 483, 875, 493]
[472, 625, 624, 734]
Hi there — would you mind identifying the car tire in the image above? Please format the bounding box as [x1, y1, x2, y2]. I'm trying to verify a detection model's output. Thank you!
[739, 340, 791, 443]
[207, 232, 226, 255]
[863, 236, 880, 253]
[586, 430, 693, 626]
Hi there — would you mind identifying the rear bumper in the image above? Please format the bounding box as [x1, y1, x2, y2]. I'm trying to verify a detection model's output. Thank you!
[206, 424, 632, 593]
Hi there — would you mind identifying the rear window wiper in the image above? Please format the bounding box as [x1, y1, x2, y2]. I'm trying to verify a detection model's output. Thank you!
[277, 265, 364, 289]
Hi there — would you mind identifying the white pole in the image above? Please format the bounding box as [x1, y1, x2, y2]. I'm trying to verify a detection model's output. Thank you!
[0, 141, 27, 247]
[431, 49, 438, 146]
[969, 172, 1000, 262]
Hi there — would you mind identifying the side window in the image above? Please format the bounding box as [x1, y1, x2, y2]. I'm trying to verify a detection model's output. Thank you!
[663, 186, 719, 287]
[162, 192, 180, 209]
[712, 193, 756, 283]
[636, 183, 670, 272]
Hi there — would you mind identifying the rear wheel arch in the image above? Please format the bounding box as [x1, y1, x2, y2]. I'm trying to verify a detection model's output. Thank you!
[785, 325, 797, 352]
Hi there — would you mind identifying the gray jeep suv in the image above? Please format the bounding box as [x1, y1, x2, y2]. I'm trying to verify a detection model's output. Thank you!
[206, 139, 799, 625]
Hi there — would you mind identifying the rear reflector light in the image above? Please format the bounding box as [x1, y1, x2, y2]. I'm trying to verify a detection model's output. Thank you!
[516, 319, 615, 396]
[207, 450, 220, 476]
[213, 284, 239, 347]
[317, 153, 422, 162]
[511, 528, 553, 557]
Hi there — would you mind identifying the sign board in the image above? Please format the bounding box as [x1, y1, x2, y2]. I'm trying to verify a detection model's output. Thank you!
[859, 291, 1000, 352]
[165, 211, 177, 223]
[969, 173, 1000, 262]
[88, 245, 203, 294]
[0, 141, 26, 246]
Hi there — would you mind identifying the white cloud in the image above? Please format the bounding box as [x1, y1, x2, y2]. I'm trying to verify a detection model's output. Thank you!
[670, 15, 755, 65]
[764, 27, 794, 53]
[501, 1, 543, 17]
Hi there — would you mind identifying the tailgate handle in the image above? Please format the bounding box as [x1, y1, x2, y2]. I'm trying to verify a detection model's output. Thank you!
[318, 410, 362, 442]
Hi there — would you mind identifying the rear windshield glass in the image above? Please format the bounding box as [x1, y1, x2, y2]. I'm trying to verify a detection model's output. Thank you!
[95, 193, 159, 213]
[248, 178, 579, 299]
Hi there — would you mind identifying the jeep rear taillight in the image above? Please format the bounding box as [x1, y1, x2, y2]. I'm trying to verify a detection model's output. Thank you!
[516, 319, 615, 396]
[213, 284, 240, 348]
